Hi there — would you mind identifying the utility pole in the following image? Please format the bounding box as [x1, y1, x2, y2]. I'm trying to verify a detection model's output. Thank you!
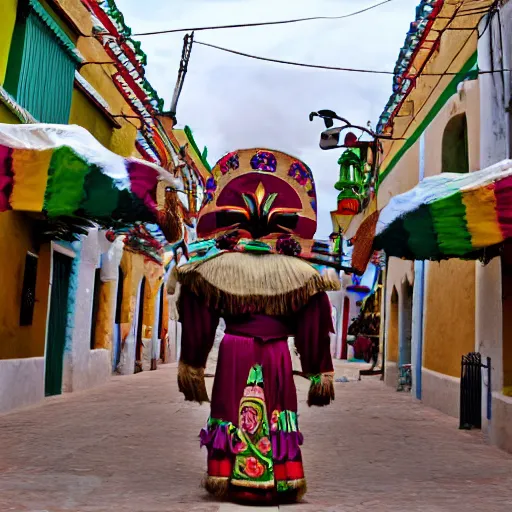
[169, 32, 194, 122]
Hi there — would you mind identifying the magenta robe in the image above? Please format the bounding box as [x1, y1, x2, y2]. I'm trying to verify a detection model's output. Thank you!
[178, 286, 334, 500]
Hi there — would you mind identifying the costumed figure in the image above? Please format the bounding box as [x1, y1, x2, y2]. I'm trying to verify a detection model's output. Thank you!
[168, 149, 340, 504]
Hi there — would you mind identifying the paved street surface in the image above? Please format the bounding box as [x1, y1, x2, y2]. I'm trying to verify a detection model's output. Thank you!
[1, 359, 512, 512]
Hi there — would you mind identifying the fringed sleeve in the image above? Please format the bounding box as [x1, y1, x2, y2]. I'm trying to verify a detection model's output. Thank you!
[294, 291, 335, 407]
[177, 285, 220, 404]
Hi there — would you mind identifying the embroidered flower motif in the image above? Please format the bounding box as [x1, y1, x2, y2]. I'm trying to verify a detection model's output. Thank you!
[257, 437, 271, 455]
[241, 406, 260, 435]
[203, 176, 217, 204]
[233, 440, 248, 454]
[244, 456, 265, 478]
[250, 151, 277, 172]
[288, 161, 312, 186]
[219, 152, 239, 174]
[271, 410, 280, 432]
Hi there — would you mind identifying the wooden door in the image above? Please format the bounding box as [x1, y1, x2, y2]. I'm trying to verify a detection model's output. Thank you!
[45, 252, 72, 396]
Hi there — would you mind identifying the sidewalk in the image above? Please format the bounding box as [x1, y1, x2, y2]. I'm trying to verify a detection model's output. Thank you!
[0, 361, 511, 511]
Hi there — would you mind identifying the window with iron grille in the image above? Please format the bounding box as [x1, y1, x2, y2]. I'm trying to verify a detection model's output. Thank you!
[4, 0, 81, 124]
[20, 252, 39, 326]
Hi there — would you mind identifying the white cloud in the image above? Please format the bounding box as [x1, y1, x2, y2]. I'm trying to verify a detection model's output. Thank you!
[116, 0, 418, 237]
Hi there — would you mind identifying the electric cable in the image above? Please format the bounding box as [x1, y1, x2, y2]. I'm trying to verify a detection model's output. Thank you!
[194, 40, 507, 76]
[133, 0, 396, 36]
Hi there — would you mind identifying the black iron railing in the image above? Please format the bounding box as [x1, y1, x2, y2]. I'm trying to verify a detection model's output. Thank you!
[459, 353, 491, 430]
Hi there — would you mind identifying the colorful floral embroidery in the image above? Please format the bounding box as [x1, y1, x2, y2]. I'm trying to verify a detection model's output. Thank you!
[219, 151, 239, 174]
[250, 151, 277, 173]
[204, 176, 217, 204]
[271, 410, 280, 432]
[233, 439, 248, 454]
[257, 437, 271, 455]
[287, 161, 317, 211]
[288, 161, 311, 186]
[241, 406, 260, 435]
[242, 456, 266, 478]
[231, 365, 274, 489]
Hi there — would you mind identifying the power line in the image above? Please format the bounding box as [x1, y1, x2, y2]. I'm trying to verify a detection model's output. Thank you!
[133, 0, 395, 37]
[195, 40, 506, 77]
[196, 40, 394, 74]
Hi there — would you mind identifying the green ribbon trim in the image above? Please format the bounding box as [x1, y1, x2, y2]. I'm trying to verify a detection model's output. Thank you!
[247, 364, 264, 386]
[378, 51, 478, 186]
[206, 417, 237, 433]
[28, 0, 82, 64]
[309, 374, 321, 386]
[276, 410, 299, 433]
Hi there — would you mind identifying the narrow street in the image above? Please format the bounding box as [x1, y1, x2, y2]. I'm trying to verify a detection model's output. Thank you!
[0, 359, 511, 512]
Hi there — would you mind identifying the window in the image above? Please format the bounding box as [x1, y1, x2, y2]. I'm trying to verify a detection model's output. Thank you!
[442, 113, 469, 173]
[20, 252, 39, 326]
[89, 268, 101, 350]
[4, 0, 80, 123]
[115, 267, 124, 324]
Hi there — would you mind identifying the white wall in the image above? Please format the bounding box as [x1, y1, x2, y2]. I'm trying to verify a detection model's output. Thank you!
[63, 229, 112, 392]
[477, 5, 512, 449]
[0, 358, 45, 413]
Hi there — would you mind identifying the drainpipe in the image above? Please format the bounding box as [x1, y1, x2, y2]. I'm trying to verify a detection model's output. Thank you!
[413, 133, 426, 400]
[380, 259, 388, 381]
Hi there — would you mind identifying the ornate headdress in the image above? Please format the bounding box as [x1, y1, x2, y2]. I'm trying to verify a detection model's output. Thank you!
[169, 149, 341, 315]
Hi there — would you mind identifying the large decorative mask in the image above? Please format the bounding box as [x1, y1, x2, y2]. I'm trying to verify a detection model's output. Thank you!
[197, 149, 317, 242]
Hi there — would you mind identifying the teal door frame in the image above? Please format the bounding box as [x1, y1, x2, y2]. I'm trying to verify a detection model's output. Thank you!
[44, 244, 75, 396]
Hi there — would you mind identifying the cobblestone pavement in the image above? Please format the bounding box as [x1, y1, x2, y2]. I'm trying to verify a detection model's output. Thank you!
[1, 359, 512, 512]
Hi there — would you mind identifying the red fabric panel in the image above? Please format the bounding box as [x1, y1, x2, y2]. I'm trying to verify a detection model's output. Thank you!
[286, 461, 304, 480]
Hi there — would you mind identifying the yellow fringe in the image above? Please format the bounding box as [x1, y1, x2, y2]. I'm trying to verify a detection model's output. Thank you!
[157, 188, 183, 243]
[307, 373, 335, 407]
[176, 252, 340, 316]
[177, 361, 209, 404]
[286, 478, 307, 502]
[202, 475, 230, 498]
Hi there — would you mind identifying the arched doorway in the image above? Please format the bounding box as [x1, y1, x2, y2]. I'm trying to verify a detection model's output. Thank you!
[135, 277, 146, 373]
[399, 279, 413, 367]
[340, 297, 350, 359]
[388, 287, 399, 362]
[112, 266, 124, 372]
[502, 241, 512, 392]
[442, 113, 469, 173]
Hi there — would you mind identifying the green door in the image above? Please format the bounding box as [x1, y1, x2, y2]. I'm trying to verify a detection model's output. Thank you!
[45, 252, 72, 396]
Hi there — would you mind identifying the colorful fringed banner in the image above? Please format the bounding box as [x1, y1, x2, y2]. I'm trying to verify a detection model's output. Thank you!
[0, 123, 182, 240]
[370, 160, 512, 261]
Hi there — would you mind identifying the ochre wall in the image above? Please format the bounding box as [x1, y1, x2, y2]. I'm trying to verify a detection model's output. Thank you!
[0, 103, 21, 124]
[377, 142, 419, 211]
[423, 260, 476, 377]
[0, 0, 17, 85]
[378, 28, 479, 175]
[68, 88, 113, 148]
[0, 213, 51, 360]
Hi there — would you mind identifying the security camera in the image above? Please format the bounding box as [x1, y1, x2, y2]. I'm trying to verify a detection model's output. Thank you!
[319, 127, 343, 150]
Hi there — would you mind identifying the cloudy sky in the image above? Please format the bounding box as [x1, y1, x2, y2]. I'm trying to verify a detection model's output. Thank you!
[117, 0, 418, 237]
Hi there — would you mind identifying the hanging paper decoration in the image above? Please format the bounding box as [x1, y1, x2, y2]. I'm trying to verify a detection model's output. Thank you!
[352, 160, 512, 269]
[0, 123, 183, 242]
[377, 0, 444, 134]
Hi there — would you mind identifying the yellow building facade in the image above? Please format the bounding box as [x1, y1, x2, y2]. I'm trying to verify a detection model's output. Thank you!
[0, 0, 182, 411]
[344, 1, 492, 414]
[345, 0, 512, 453]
